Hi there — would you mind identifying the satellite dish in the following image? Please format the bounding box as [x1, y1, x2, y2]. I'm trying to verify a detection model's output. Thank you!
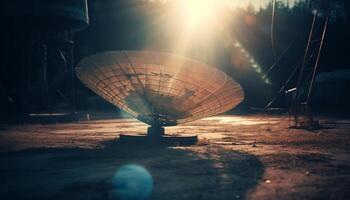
[76, 51, 244, 144]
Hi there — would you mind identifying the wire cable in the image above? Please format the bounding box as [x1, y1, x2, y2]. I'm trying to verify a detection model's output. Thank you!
[292, 7, 318, 102]
[262, 37, 296, 80]
[264, 59, 301, 109]
[306, 1, 332, 104]
[271, 0, 278, 62]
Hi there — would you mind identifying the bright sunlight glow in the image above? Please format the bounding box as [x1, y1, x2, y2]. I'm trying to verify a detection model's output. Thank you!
[179, 0, 220, 25]
[148, 0, 273, 85]
[171, 0, 224, 55]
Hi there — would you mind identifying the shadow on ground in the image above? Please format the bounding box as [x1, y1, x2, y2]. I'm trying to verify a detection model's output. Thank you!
[0, 142, 264, 200]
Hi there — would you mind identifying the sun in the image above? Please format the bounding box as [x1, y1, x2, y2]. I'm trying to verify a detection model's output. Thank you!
[177, 0, 221, 26]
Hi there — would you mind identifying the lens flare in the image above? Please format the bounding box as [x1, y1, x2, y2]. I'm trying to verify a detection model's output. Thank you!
[113, 165, 153, 200]
[231, 41, 272, 85]
[179, 0, 219, 25]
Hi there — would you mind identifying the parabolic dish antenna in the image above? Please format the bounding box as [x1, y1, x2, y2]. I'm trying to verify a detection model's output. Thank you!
[76, 51, 244, 144]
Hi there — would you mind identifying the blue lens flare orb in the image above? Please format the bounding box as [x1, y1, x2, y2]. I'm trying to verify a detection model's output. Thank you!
[113, 165, 153, 200]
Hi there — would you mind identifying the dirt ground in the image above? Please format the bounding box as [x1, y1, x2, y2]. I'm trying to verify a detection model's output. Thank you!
[0, 114, 350, 200]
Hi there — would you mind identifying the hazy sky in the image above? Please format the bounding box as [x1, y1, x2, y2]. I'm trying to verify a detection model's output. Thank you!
[145, 0, 297, 8]
[231, 0, 297, 8]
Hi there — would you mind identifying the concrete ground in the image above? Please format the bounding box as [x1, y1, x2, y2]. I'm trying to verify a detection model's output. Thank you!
[0, 115, 350, 200]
